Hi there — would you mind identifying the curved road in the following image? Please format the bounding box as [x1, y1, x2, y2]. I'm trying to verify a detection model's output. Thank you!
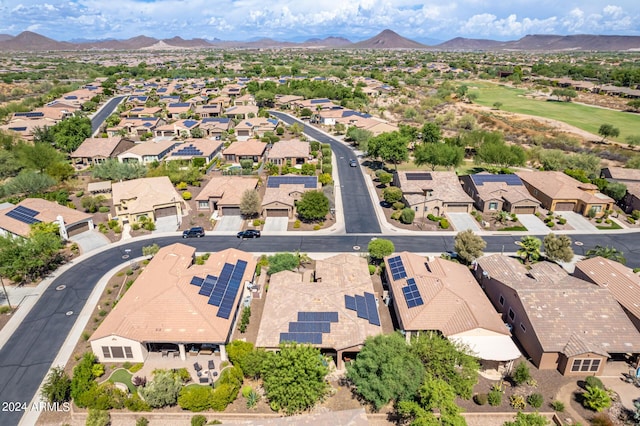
[91, 95, 127, 134]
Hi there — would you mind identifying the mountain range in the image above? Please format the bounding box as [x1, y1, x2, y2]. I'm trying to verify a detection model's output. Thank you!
[0, 29, 639, 52]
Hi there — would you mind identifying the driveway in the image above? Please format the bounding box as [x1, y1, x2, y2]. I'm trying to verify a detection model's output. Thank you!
[69, 229, 110, 254]
[557, 211, 599, 232]
[153, 215, 180, 233]
[215, 215, 244, 232]
[447, 213, 480, 232]
[518, 214, 552, 234]
[263, 217, 288, 232]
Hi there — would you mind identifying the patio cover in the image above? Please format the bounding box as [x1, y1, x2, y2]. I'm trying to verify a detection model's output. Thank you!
[449, 335, 521, 362]
[88, 181, 112, 193]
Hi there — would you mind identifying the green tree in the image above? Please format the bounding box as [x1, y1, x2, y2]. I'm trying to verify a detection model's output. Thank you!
[227, 340, 255, 373]
[585, 245, 626, 264]
[300, 163, 316, 176]
[347, 333, 425, 410]
[582, 385, 611, 412]
[421, 122, 441, 144]
[178, 386, 214, 411]
[240, 189, 260, 217]
[50, 116, 92, 152]
[517, 236, 542, 265]
[296, 190, 329, 221]
[382, 186, 403, 204]
[300, 107, 313, 118]
[15, 142, 65, 173]
[503, 411, 550, 426]
[0, 231, 63, 283]
[138, 369, 183, 408]
[543, 234, 574, 263]
[92, 159, 147, 181]
[2, 170, 56, 196]
[41, 366, 71, 403]
[261, 343, 329, 414]
[71, 353, 99, 404]
[398, 375, 467, 426]
[414, 142, 464, 170]
[142, 243, 160, 258]
[512, 361, 531, 385]
[267, 252, 300, 275]
[346, 127, 373, 151]
[367, 131, 409, 170]
[368, 238, 395, 262]
[603, 181, 627, 201]
[32, 125, 55, 145]
[598, 123, 620, 143]
[454, 230, 486, 265]
[475, 140, 526, 167]
[0, 149, 22, 179]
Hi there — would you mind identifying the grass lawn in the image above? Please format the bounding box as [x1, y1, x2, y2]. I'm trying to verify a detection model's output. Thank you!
[499, 226, 528, 232]
[466, 81, 640, 142]
[107, 368, 136, 394]
[596, 221, 623, 230]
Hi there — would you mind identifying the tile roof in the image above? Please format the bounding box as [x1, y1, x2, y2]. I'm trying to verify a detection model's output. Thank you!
[267, 139, 310, 160]
[71, 137, 129, 159]
[222, 139, 267, 157]
[0, 198, 92, 237]
[196, 176, 259, 207]
[517, 171, 614, 205]
[119, 140, 177, 156]
[396, 171, 473, 206]
[602, 166, 640, 182]
[112, 176, 183, 215]
[467, 172, 539, 205]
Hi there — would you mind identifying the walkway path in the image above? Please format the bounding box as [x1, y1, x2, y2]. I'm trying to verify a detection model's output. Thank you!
[554, 382, 589, 425]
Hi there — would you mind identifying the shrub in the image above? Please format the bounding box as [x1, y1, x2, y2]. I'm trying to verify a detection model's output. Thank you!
[125, 393, 151, 411]
[509, 394, 526, 409]
[439, 219, 449, 229]
[175, 368, 191, 383]
[487, 389, 502, 406]
[632, 210, 640, 220]
[550, 400, 565, 412]
[86, 409, 110, 426]
[75, 191, 84, 197]
[210, 383, 239, 411]
[392, 201, 405, 210]
[582, 385, 611, 412]
[527, 392, 544, 408]
[132, 376, 147, 387]
[585, 375, 604, 390]
[178, 385, 214, 411]
[368, 265, 376, 275]
[293, 220, 301, 228]
[628, 217, 637, 224]
[41, 366, 71, 403]
[591, 413, 614, 426]
[246, 389, 259, 409]
[512, 362, 531, 386]
[390, 210, 402, 220]
[241, 385, 253, 398]
[383, 186, 403, 204]
[191, 414, 207, 426]
[313, 224, 321, 230]
[143, 221, 155, 231]
[474, 393, 488, 405]
[557, 217, 567, 225]
[136, 417, 149, 426]
[400, 208, 415, 224]
[176, 181, 188, 190]
[182, 191, 192, 200]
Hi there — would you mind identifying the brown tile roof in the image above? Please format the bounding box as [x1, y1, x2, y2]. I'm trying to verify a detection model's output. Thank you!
[119, 140, 177, 156]
[0, 198, 92, 237]
[385, 252, 509, 336]
[71, 137, 128, 159]
[112, 176, 183, 215]
[477, 254, 640, 354]
[396, 171, 473, 206]
[256, 254, 382, 351]
[517, 171, 614, 205]
[468, 172, 539, 205]
[602, 166, 640, 182]
[222, 139, 267, 157]
[267, 139, 310, 160]
[196, 176, 259, 207]
[166, 139, 223, 160]
[90, 244, 256, 343]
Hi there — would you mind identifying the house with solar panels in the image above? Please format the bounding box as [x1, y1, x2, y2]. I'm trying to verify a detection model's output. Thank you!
[394, 171, 473, 218]
[154, 119, 201, 138]
[223, 104, 259, 120]
[165, 139, 223, 164]
[262, 175, 320, 218]
[196, 176, 259, 216]
[106, 117, 166, 138]
[234, 117, 278, 141]
[459, 172, 540, 214]
[90, 244, 256, 363]
[0, 118, 58, 142]
[0, 198, 94, 239]
[256, 254, 383, 368]
[199, 117, 233, 140]
[117, 140, 178, 164]
[166, 102, 195, 119]
[384, 252, 521, 370]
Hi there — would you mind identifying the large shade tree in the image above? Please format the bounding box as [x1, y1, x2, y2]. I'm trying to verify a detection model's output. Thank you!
[367, 131, 409, 170]
[295, 190, 329, 221]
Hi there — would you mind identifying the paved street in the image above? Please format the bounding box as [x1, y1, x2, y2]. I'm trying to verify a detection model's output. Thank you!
[90, 95, 126, 134]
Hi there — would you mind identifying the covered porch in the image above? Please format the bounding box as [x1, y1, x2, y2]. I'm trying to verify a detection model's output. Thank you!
[137, 351, 225, 385]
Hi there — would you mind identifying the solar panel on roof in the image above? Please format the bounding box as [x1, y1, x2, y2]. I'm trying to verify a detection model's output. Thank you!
[267, 176, 317, 189]
[199, 275, 218, 297]
[405, 172, 433, 181]
[355, 295, 367, 319]
[216, 260, 247, 319]
[289, 322, 331, 333]
[298, 311, 339, 322]
[402, 279, 424, 309]
[472, 173, 522, 186]
[279, 332, 322, 344]
[6, 209, 41, 225]
[345, 295, 356, 311]
[208, 263, 233, 305]
[14, 206, 39, 217]
[388, 256, 407, 280]
[364, 292, 381, 326]
[190, 276, 204, 286]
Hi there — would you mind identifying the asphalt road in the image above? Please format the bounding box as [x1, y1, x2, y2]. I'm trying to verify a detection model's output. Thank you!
[91, 95, 126, 134]
[270, 111, 381, 234]
[3, 232, 640, 425]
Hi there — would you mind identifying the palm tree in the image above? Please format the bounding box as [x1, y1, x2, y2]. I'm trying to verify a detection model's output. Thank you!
[516, 236, 542, 265]
[585, 245, 626, 265]
[494, 210, 510, 225]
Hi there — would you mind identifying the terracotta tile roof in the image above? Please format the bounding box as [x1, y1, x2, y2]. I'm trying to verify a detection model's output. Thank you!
[602, 166, 640, 182]
[196, 176, 259, 207]
[396, 171, 473, 206]
[256, 254, 382, 351]
[119, 140, 177, 156]
[222, 139, 267, 157]
[517, 171, 614, 205]
[90, 244, 256, 343]
[0, 198, 92, 237]
[71, 137, 128, 159]
[112, 176, 183, 215]
[167, 139, 223, 159]
[467, 172, 539, 205]
[267, 139, 310, 160]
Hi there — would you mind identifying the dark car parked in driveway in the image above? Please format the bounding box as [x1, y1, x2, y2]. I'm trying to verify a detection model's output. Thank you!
[182, 227, 205, 238]
[237, 229, 261, 239]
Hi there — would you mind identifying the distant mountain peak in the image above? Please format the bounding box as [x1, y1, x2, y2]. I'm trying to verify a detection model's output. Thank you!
[352, 29, 427, 49]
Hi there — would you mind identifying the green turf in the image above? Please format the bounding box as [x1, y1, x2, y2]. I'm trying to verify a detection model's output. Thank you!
[467, 81, 640, 142]
[108, 368, 136, 394]
[596, 221, 623, 230]
[499, 226, 528, 232]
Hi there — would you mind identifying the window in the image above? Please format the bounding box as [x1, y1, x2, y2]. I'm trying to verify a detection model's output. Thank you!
[591, 205, 602, 213]
[102, 347, 111, 359]
[520, 323, 526, 332]
[111, 346, 124, 358]
[508, 308, 515, 321]
[571, 358, 601, 373]
[198, 201, 209, 210]
[415, 206, 419, 212]
[499, 295, 505, 306]
[124, 347, 133, 359]
[489, 202, 498, 211]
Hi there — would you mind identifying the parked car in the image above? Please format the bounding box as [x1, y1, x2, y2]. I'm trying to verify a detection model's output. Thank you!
[349, 159, 358, 167]
[237, 229, 261, 239]
[182, 227, 205, 238]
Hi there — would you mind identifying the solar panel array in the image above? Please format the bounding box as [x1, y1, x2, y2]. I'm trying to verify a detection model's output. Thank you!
[279, 311, 339, 344]
[189, 259, 248, 320]
[344, 292, 380, 326]
[267, 176, 318, 189]
[183, 120, 198, 128]
[472, 174, 522, 186]
[405, 172, 433, 181]
[402, 278, 424, 308]
[388, 256, 407, 280]
[14, 112, 44, 118]
[279, 332, 322, 344]
[5, 205, 41, 225]
[173, 144, 204, 156]
[298, 311, 339, 322]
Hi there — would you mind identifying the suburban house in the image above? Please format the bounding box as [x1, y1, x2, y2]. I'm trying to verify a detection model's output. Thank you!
[261, 175, 320, 218]
[112, 176, 185, 224]
[517, 171, 614, 217]
[383, 252, 520, 370]
[0, 117, 58, 141]
[166, 102, 194, 119]
[291, 98, 337, 111]
[0, 198, 94, 239]
[124, 107, 163, 118]
[234, 117, 279, 141]
[475, 254, 640, 376]
[195, 176, 259, 216]
[117, 140, 178, 164]
[165, 139, 223, 164]
[90, 244, 256, 363]
[266, 139, 311, 166]
[394, 171, 474, 217]
[106, 117, 166, 137]
[195, 104, 222, 118]
[154, 119, 200, 138]
[256, 254, 383, 368]
[342, 116, 399, 136]
[70, 137, 136, 166]
[574, 256, 640, 332]
[274, 94, 304, 108]
[600, 166, 640, 213]
[223, 104, 259, 120]
[200, 117, 233, 140]
[222, 140, 267, 164]
[460, 173, 540, 214]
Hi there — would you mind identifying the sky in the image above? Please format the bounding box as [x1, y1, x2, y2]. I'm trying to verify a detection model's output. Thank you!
[0, 0, 638, 43]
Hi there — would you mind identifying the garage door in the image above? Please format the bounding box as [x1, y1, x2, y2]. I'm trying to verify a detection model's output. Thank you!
[514, 206, 536, 215]
[267, 209, 289, 217]
[155, 206, 177, 218]
[446, 204, 470, 213]
[554, 202, 575, 211]
[222, 207, 241, 216]
[66, 222, 90, 237]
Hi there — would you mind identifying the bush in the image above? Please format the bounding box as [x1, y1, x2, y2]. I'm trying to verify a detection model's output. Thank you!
[383, 186, 403, 204]
[487, 389, 502, 406]
[182, 191, 192, 200]
[474, 393, 488, 405]
[392, 201, 405, 210]
[241, 385, 253, 398]
[527, 392, 544, 408]
[41, 366, 71, 403]
[550, 400, 565, 412]
[125, 393, 151, 411]
[176, 182, 188, 190]
[98, 206, 110, 213]
[557, 217, 567, 225]
[368, 265, 376, 275]
[178, 385, 214, 411]
[191, 414, 207, 426]
[628, 217, 637, 224]
[390, 210, 402, 220]
[86, 409, 110, 426]
[509, 394, 526, 409]
[400, 208, 415, 224]
[585, 375, 604, 390]
[632, 210, 640, 220]
[591, 413, 614, 426]
[136, 417, 149, 426]
[582, 385, 611, 412]
[512, 362, 531, 386]
[439, 219, 449, 229]
[210, 383, 240, 411]
[143, 221, 155, 231]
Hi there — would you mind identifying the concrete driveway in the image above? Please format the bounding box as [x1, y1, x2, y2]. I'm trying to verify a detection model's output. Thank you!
[153, 215, 180, 233]
[447, 213, 480, 232]
[215, 215, 244, 232]
[557, 211, 598, 232]
[69, 230, 110, 254]
[263, 217, 289, 232]
[518, 214, 552, 234]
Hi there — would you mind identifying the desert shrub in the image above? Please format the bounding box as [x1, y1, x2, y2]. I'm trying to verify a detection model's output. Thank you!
[390, 210, 402, 220]
[509, 394, 526, 410]
[182, 191, 192, 200]
[125, 393, 151, 411]
[176, 181, 188, 190]
[178, 385, 214, 411]
[590, 413, 614, 426]
[439, 219, 449, 229]
[175, 368, 191, 383]
[98, 206, 110, 213]
[86, 409, 110, 426]
[143, 221, 155, 231]
[293, 220, 301, 228]
[136, 417, 149, 426]
[241, 385, 253, 398]
[474, 393, 488, 405]
[512, 362, 531, 386]
[632, 210, 640, 220]
[210, 383, 239, 411]
[392, 201, 405, 210]
[488, 388, 502, 406]
[400, 208, 415, 224]
[582, 385, 611, 412]
[191, 414, 207, 426]
[368, 265, 376, 275]
[527, 392, 544, 408]
[550, 400, 565, 412]
[585, 375, 604, 390]
[557, 217, 566, 225]
[131, 375, 146, 387]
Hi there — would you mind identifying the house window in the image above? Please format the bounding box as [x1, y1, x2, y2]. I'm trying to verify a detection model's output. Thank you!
[489, 202, 498, 211]
[520, 323, 526, 332]
[499, 295, 505, 306]
[571, 358, 601, 373]
[591, 205, 602, 213]
[508, 308, 515, 321]
[102, 347, 111, 359]
[198, 201, 209, 210]
[111, 346, 125, 358]
[415, 206, 419, 212]
[124, 347, 133, 359]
